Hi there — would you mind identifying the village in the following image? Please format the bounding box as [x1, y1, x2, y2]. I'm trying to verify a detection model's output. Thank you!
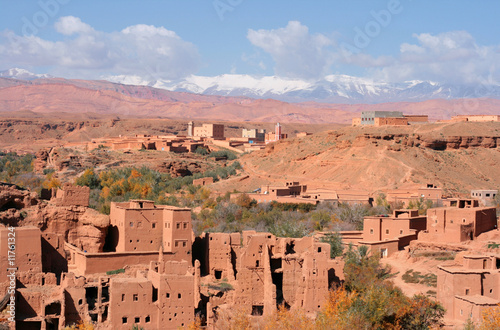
[0, 111, 499, 329]
[0, 175, 498, 329]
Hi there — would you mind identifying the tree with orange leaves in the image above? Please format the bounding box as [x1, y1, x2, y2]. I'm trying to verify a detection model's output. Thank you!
[478, 304, 500, 329]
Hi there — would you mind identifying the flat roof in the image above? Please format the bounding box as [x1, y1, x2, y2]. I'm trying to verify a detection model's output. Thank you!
[455, 294, 500, 305]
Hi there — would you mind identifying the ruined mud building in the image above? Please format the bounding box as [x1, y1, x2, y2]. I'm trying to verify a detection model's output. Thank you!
[2, 199, 344, 329]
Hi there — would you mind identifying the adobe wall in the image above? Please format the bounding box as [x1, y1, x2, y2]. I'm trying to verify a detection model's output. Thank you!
[109, 278, 157, 330]
[206, 232, 237, 280]
[66, 243, 160, 275]
[239, 193, 318, 205]
[474, 208, 497, 237]
[374, 117, 408, 126]
[163, 208, 192, 259]
[55, 183, 90, 207]
[0, 227, 42, 282]
[453, 297, 498, 323]
[193, 177, 214, 186]
[338, 231, 363, 245]
[454, 115, 500, 122]
[404, 115, 429, 122]
[62, 274, 89, 326]
[363, 218, 383, 241]
[154, 268, 195, 328]
[437, 267, 484, 318]
[360, 240, 399, 258]
[110, 205, 164, 252]
[418, 187, 443, 200]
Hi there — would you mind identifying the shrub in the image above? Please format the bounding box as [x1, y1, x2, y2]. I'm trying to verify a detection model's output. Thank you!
[106, 268, 125, 275]
[208, 149, 237, 160]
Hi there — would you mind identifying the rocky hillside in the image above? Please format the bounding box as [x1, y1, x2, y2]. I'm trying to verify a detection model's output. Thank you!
[240, 121, 500, 195]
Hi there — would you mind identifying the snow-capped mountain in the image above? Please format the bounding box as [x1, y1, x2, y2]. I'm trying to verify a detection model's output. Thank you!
[0, 68, 52, 80]
[3, 67, 500, 103]
[109, 74, 500, 104]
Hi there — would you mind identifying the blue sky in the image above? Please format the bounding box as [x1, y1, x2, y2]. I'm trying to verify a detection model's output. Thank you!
[0, 0, 499, 84]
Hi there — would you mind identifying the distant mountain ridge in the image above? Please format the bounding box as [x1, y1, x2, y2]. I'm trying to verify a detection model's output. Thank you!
[3, 68, 500, 104]
[0, 68, 499, 124]
[106, 73, 500, 104]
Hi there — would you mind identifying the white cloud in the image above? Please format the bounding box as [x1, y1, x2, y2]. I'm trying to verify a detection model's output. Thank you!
[246, 22, 500, 85]
[0, 16, 200, 80]
[54, 16, 94, 36]
[374, 31, 500, 84]
[247, 21, 335, 80]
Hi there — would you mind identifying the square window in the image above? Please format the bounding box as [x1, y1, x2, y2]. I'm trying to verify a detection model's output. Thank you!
[133, 294, 138, 301]
[166, 293, 170, 298]
[122, 317, 127, 324]
[183, 223, 187, 229]
[177, 223, 180, 229]
[175, 241, 179, 247]
[135, 317, 140, 323]
[145, 316, 151, 323]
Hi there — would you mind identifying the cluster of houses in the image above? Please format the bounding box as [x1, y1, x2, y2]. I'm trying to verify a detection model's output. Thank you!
[352, 111, 499, 127]
[1, 180, 498, 328]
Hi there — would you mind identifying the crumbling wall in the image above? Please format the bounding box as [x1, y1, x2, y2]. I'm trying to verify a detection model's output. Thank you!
[54, 183, 90, 207]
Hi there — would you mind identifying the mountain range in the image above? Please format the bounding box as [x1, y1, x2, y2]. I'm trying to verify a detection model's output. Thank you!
[3, 68, 500, 104]
[0, 68, 499, 124]
[105, 73, 500, 104]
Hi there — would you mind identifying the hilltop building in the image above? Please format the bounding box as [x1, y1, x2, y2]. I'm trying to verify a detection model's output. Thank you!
[265, 123, 287, 144]
[383, 184, 443, 207]
[451, 115, 500, 122]
[242, 128, 266, 143]
[352, 111, 429, 126]
[471, 189, 498, 206]
[193, 123, 225, 139]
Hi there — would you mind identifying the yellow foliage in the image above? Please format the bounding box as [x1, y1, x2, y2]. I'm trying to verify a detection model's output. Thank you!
[316, 286, 357, 330]
[42, 172, 61, 190]
[130, 169, 141, 178]
[214, 305, 252, 330]
[101, 186, 110, 199]
[264, 305, 315, 330]
[199, 187, 211, 201]
[141, 184, 152, 198]
[479, 304, 500, 330]
[64, 320, 94, 330]
[186, 316, 203, 329]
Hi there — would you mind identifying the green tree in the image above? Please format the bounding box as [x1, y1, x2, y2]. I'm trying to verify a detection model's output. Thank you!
[75, 168, 101, 189]
[320, 232, 343, 258]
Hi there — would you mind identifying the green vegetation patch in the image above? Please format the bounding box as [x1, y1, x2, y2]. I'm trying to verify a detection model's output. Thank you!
[402, 269, 437, 287]
[106, 268, 125, 275]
